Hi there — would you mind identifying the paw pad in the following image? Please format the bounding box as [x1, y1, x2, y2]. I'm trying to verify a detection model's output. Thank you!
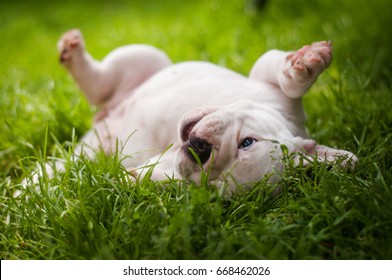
[288, 41, 332, 81]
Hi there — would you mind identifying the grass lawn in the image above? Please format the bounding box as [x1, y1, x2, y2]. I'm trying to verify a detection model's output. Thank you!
[1, 0, 392, 259]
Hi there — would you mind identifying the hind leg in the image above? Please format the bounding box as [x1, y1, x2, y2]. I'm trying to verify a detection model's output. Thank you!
[58, 29, 172, 111]
[250, 41, 332, 98]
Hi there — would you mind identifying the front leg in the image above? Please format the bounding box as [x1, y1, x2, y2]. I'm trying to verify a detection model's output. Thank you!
[250, 41, 332, 98]
[291, 137, 358, 171]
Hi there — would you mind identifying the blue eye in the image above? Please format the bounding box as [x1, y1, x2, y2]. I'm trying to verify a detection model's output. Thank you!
[239, 138, 257, 150]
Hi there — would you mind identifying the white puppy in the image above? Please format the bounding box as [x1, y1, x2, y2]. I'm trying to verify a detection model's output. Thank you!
[57, 29, 357, 192]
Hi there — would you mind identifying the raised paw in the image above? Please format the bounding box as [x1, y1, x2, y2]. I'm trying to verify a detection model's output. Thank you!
[285, 41, 332, 82]
[57, 29, 84, 63]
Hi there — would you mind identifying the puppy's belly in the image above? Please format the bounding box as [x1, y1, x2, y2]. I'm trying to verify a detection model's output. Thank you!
[131, 62, 283, 112]
[95, 62, 285, 165]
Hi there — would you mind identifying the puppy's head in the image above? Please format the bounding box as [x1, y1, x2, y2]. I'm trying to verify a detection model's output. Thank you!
[175, 100, 358, 192]
[175, 101, 300, 189]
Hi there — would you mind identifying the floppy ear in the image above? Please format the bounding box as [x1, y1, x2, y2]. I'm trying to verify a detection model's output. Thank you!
[291, 137, 358, 170]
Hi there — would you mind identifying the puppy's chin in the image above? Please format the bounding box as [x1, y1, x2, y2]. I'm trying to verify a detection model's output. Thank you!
[175, 148, 219, 183]
[175, 149, 195, 177]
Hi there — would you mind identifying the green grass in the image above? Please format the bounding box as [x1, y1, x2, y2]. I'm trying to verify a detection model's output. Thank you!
[1, 0, 392, 259]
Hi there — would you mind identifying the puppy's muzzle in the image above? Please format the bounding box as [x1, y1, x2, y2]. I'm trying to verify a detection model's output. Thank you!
[183, 137, 212, 164]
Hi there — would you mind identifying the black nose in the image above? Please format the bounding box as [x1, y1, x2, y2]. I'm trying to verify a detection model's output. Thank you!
[186, 137, 212, 164]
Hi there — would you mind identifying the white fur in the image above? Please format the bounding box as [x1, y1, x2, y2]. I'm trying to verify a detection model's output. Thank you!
[56, 30, 357, 192]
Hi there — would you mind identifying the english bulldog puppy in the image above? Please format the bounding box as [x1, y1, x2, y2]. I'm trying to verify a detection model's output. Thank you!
[57, 29, 357, 192]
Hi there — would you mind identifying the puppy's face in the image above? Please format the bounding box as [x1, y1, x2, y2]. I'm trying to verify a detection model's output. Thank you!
[175, 101, 297, 188]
